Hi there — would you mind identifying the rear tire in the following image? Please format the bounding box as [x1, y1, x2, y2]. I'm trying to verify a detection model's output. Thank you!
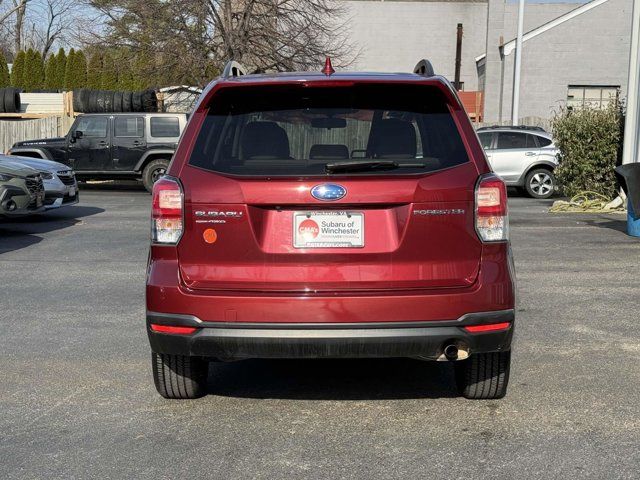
[142, 158, 170, 192]
[152, 352, 209, 399]
[455, 351, 511, 399]
[524, 168, 555, 199]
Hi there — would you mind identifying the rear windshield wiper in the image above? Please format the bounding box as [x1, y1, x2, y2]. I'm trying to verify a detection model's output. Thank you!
[325, 160, 426, 174]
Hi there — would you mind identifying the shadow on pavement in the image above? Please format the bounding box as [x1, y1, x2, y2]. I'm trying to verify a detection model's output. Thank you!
[208, 358, 458, 400]
[581, 217, 629, 234]
[79, 180, 147, 192]
[0, 205, 104, 254]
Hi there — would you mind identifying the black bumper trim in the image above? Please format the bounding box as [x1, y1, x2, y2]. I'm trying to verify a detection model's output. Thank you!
[147, 310, 514, 360]
[147, 309, 514, 329]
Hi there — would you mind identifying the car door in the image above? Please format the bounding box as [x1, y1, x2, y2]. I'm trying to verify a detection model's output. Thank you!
[68, 115, 111, 171]
[489, 132, 538, 184]
[112, 116, 146, 171]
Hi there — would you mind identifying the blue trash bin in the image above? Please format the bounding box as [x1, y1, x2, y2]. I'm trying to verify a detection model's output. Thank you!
[615, 164, 640, 238]
[628, 199, 640, 237]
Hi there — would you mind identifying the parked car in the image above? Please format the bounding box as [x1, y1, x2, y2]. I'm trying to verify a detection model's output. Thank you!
[476, 126, 559, 199]
[0, 160, 45, 217]
[0, 155, 78, 209]
[8, 112, 188, 192]
[145, 59, 516, 400]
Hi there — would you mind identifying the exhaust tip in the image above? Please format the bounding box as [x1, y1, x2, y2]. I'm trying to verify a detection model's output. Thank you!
[444, 344, 459, 361]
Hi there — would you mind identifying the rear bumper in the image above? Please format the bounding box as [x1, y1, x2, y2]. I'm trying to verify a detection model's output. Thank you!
[147, 309, 514, 360]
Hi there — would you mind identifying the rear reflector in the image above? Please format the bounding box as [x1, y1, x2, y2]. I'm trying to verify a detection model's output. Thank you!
[150, 324, 197, 335]
[151, 176, 183, 245]
[475, 174, 508, 242]
[464, 322, 511, 333]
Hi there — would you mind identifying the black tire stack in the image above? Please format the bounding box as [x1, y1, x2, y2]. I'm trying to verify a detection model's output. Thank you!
[0, 88, 22, 114]
[73, 89, 157, 113]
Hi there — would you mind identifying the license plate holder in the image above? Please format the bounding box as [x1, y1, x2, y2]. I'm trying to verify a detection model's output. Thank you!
[293, 211, 364, 248]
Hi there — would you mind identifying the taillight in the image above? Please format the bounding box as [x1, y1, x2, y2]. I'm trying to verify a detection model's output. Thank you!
[475, 174, 508, 242]
[151, 176, 183, 245]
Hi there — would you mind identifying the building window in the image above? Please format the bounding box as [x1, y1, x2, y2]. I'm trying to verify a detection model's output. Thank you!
[567, 85, 619, 110]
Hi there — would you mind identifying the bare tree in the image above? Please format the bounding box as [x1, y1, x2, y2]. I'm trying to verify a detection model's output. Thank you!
[0, 0, 79, 57]
[34, 0, 75, 57]
[11, 0, 28, 52]
[87, 0, 354, 87]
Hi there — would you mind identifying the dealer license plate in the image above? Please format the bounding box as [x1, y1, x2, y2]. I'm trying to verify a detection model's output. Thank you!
[293, 211, 364, 248]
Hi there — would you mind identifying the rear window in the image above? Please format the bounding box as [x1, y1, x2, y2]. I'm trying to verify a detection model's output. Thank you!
[188, 84, 469, 176]
[536, 136, 552, 147]
[150, 117, 180, 137]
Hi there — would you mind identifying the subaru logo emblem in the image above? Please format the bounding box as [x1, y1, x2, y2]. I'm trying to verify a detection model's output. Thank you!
[311, 184, 346, 201]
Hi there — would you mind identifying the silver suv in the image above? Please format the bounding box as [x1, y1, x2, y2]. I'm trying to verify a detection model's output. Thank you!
[477, 126, 559, 199]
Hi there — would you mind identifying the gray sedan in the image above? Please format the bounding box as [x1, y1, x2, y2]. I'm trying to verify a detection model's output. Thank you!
[0, 155, 79, 209]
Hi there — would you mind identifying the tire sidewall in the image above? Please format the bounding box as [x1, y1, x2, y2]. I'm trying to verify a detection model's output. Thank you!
[142, 159, 170, 192]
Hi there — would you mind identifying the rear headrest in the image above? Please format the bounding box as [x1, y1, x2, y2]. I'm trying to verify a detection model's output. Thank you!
[309, 144, 349, 160]
[372, 119, 417, 159]
[240, 121, 290, 159]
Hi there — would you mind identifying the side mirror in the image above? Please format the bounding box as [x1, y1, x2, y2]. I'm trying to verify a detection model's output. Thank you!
[74, 130, 84, 140]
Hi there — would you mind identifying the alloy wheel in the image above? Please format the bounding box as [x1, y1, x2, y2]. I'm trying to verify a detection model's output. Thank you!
[529, 172, 553, 197]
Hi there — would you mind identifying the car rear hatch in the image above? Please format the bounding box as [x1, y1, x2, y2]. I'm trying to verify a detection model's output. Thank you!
[176, 80, 482, 293]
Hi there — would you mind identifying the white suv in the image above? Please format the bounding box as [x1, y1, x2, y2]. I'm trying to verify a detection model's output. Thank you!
[477, 126, 559, 199]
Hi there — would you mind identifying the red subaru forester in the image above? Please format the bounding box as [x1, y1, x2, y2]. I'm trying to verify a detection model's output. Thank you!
[146, 60, 515, 400]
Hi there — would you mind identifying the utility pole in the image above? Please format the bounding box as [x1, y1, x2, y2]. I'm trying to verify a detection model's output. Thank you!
[623, 0, 640, 165]
[511, 0, 525, 125]
[454, 23, 463, 90]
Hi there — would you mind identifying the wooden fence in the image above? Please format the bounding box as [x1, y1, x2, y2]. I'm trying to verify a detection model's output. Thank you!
[0, 117, 75, 154]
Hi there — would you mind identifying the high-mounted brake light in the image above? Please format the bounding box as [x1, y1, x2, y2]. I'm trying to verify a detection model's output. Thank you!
[151, 176, 183, 245]
[475, 174, 508, 242]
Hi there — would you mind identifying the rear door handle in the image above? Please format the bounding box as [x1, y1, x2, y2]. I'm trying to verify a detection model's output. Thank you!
[525, 151, 537, 156]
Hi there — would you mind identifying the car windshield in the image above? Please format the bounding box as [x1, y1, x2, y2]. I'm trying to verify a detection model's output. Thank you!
[189, 84, 469, 176]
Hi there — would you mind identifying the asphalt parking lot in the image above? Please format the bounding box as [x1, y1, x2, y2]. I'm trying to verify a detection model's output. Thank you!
[1, 186, 639, 479]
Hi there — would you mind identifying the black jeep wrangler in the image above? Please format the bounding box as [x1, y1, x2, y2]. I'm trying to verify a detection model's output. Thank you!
[9, 113, 187, 192]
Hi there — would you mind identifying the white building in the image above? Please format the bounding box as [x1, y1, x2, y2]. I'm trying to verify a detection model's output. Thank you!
[342, 0, 631, 122]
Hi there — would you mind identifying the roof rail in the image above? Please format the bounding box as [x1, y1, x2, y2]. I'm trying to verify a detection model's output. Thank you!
[477, 125, 547, 132]
[413, 59, 435, 77]
[222, 60, 247, 78]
